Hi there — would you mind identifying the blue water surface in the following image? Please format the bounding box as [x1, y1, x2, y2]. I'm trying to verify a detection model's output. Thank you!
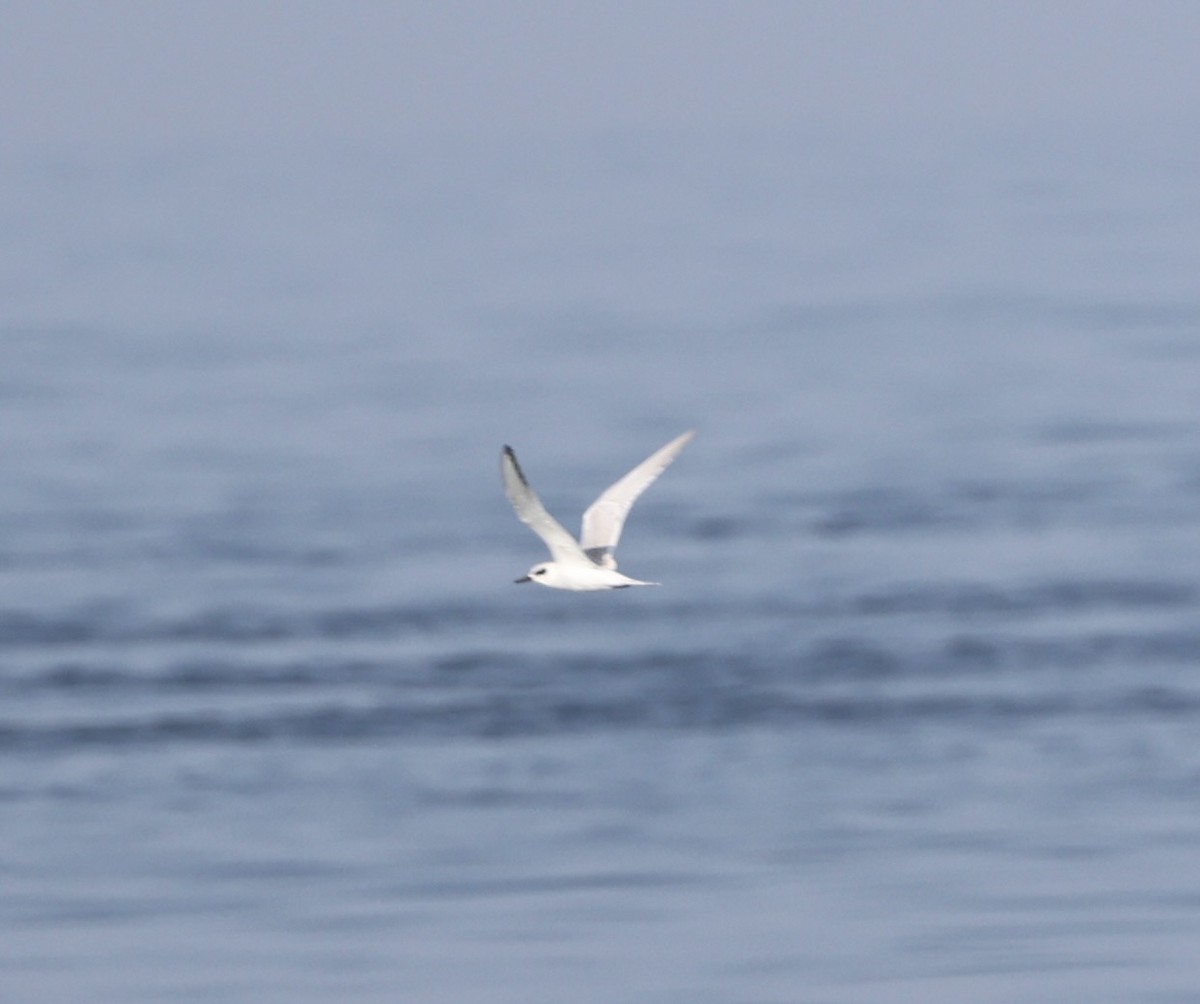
[3, 126, 1200, 1003]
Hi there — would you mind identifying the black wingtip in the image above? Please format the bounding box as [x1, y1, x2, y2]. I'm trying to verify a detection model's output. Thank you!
[501, 445, 529, 487]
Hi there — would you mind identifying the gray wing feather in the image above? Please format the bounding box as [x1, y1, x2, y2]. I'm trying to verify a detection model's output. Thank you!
[501, 446, 591, 565]
[580, 430, 694, 568]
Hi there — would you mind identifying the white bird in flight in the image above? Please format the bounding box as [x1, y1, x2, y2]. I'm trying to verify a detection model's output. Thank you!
[501, 430, 695, 590]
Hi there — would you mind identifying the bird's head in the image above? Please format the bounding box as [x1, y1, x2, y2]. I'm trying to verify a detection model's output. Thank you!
[515, 562, 555, 586]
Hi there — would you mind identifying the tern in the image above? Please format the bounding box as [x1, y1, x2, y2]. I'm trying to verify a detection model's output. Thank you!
[500, 430, 694, 590]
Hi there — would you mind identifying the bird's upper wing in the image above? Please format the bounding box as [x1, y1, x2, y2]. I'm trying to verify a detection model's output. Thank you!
[580, 430, 694, 568]
[501, 446, 591, 565]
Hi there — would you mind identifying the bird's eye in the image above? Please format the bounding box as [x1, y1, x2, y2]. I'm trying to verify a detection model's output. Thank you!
[534, 568, 546, 576]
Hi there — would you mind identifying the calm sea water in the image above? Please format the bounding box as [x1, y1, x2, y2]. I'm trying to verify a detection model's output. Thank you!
[3, 126, 1200, 1003]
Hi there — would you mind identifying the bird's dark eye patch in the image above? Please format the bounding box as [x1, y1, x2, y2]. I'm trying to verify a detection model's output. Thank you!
[534, 568, 546, 576]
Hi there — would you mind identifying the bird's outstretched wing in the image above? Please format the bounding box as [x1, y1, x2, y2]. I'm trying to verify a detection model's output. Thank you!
[580, 430, 694, 568]
[501, 446, 591, 565]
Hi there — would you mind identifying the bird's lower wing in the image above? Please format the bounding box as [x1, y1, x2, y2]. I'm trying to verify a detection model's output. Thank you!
[501, 446, 591, 565]
[580, 430, 694, 564]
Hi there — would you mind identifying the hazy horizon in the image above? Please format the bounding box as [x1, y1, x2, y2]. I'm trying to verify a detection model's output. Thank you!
[3, 1, 1199, 150]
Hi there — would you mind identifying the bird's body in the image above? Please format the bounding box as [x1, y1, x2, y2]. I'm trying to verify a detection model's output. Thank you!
[500, 431, 694, 591]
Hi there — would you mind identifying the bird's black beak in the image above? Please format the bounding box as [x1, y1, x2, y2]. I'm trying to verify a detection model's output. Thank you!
[514, 575, 531, 584]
